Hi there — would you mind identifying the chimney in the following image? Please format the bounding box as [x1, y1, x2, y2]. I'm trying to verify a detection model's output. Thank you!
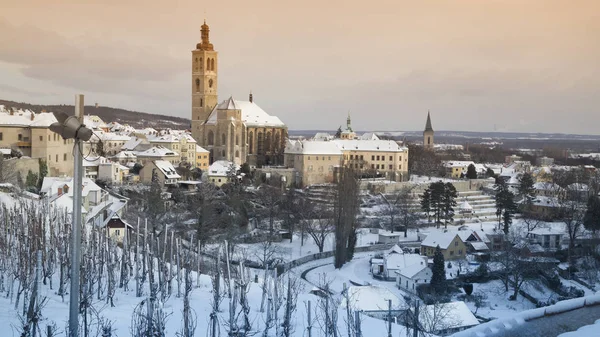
[9, 108, 14, 116]
[58, 187, 63, 196]
[30, 112, 35, 121]
[249, 92, 253, 103]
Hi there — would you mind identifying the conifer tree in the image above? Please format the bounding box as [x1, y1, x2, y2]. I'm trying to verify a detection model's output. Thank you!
[517, 172, 536, 208]
[466, 164, 478, 179]
[583, 195, 600, 234]
[430, 246, 446, 294]
[421, 188, 432, 223]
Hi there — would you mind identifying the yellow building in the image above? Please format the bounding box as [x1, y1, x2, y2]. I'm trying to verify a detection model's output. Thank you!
[420, 232, 467, 261]
[207, 160, 239, 187]
[148, 133, 198, 167]
[0, 108, 74, 176]
[104, 216, 133, 244]
[196, 145, 210, 170]
[139, 160, 181, 186]
[284, 138, 409, 187]
[190, 22, 288, 167]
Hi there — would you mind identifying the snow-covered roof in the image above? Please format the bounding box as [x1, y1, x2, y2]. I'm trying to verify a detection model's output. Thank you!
[208, 160, 239, 177]
[534, 182, 563, 191]
[529, 227, 565, 236]
[331, 139, 407, 152]
[148, 133, 196, 144]
[112, 151, 137, 159]
[136, 146, 178, 157]
[285, 140, 343, 155]
[386, 244, 404, 255]
[384, 253, 426, 271]
[41, 177, 102, 198]
[397, 262, 429, 279]
[153, 160, 181, 179]
[420, 232, 460, 249]
[567, 183, 589, 191]
[82, 156, 111, 167]
[458, 200, 472, 210]
[93, 131, 131, 142]
[196, 145, 209, 153]
[419, 301, 479, 330]
[83, 115, 108, 130]
[360, 132, 380, 141]
[312, 132, 333, 141]
[342, 286, 406, 312]
[0, 108, 58, 128]
[469, 241, 489, 251]
[205, 97, 286, 127]
[122, 137, 147, 151]
[531, 196, 560, 207]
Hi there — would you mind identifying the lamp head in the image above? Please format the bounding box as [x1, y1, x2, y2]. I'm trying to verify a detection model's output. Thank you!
[49, 112, 93, 141]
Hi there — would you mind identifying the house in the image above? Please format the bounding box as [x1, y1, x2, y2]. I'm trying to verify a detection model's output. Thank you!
[40, 177, 127, 228]
[207, 160, 239, 187]
[417, 301, 479, 336]
[341, 286, 407, 319]
[396, 261, 432, 293]
[196, 145, 210, 170]
[533, 182, 563, 197]
[420, 232, 467, 260]
[528, 227, 564, 251]
[378, 252, 427, 280]
[103, 216, 133, 243]
[378, 231, 402, 244]
[135, 146, 180, 166]
[139, 160, 181, 186]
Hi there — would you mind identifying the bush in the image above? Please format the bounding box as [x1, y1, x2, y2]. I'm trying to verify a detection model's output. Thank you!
[463, 283, 474, 296]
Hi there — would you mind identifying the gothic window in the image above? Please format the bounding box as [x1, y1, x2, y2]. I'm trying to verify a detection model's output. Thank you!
[200, 57, 203, 70]
[235, 150, 240, 158]
[200, 98, 203, 107]
[248, 131, 254, 154]
[207, 58, 211, 70]
[257, 132, 264, 155]
[195, 57, 198, 71]
[235, 135, 239, 146]
[207, 131, 214, 145]
[427, 137, 431, 145]
[195, 78, 200, 92]
[221, 133, 226, 145]
[210, 58, 215, 71]
[265, 131, 272, 153]
[222, 150, 225, 157]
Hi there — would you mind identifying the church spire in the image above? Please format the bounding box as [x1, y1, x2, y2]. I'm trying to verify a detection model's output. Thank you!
[346, 111, 352, 131]
[197, 20, 214, 51]
[424, 110, 433, 132]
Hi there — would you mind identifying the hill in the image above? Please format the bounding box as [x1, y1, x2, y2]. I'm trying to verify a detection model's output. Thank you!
[0, 99, 191, 130]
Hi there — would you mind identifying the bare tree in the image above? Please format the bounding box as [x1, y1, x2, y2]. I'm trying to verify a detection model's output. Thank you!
[304, 206, 335, 253]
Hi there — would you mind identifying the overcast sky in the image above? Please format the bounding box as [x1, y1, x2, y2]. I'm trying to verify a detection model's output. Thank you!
[1, 0, 598, 134]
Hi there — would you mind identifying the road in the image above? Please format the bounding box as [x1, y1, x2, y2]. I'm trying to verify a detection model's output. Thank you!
[483, 305, 600, 337]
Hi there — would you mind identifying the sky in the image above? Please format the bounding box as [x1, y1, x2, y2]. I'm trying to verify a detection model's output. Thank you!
[0, 0, 598, 134]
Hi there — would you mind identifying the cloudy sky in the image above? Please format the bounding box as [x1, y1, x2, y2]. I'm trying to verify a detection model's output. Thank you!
[1, 0, 598, 134]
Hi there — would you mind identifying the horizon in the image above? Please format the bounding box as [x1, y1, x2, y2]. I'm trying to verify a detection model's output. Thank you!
[1, 0, 598, 134]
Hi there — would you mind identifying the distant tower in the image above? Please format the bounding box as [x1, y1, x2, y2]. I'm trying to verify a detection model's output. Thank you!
[346, 111, 353, 132]
[191, 20, 218, 141]
[423, 111, 434, 150]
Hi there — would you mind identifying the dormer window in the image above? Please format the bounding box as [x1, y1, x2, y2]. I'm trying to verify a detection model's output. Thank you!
[63, 184, 70, 194]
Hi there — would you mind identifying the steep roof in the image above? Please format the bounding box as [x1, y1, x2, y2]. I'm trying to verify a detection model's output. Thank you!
[397, 263, 429, 279]
[136, 146, 178, 157]
[206, 97, 285, 127]
[421, 232, 461, 249]
[342, 286, 406, 312]
[153, 160, 181, 179]
[424, 111, 433, 132]
[419, 301, 478, 330]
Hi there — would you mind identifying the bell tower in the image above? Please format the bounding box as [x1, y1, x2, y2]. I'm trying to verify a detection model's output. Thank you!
[191, 20, 218, 142]
[423, 110, 434, 150]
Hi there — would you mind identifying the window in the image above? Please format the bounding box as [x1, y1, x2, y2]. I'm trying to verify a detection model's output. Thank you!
[39, 136, 42, 141]
[389, 165, 392, 170]
[371, 164, 374, 169]
[48, 135, 50, 141]
[328, 156, 331, 160]
[450, 251, 454, 255]
[115, 230, 120, 236]
[350, 155, 354, 160]
[455, 241, 458, 246]
[316, 156, 319, 160]
[218, 179, 221, 182]
[371, 155, 375, 160]
[63, 153, 67, 161]
[389, 156, 392, 161]
[0, 132, 3, 140]
[459, 249, 463, 255]
[18, 134, 22, 141]
[376, 155, 380, 161]
[55, 154, 58, 162]
[308, 156, 311, 160]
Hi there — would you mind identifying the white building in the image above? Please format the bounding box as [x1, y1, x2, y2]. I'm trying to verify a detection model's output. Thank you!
[418, 301, 479, 336]
[396, 262, 432, 293]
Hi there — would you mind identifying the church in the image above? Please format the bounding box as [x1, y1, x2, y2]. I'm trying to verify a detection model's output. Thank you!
[190, 21, 288, 167]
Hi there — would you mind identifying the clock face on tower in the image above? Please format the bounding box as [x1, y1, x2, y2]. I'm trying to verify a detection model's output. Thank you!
[209, 79, 213, 88]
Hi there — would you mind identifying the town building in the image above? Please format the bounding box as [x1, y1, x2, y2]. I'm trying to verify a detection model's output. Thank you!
[148, 133, 198, 167]
[536, 156, 555, 166]
[0, 107, 74, 176]
[396, 262, 432, 293]
[207, 160, 239, 187]
[195, 145, 210, 170]
[420, 231, 467, 260]
[139, 160, 181, 186]
[190, 21, 287, 167]
[136, 146, 180, 166]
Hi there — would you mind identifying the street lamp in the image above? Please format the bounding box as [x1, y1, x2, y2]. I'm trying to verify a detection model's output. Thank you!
[49, 95, 92, 337]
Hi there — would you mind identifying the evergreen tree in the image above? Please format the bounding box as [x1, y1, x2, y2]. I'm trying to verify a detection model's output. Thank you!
[442, 183, 458, 228]
[420, 188, 432, 222]
[517, 173, 536, 208]
[466, 164, 478, 179]
[25, 170, 38, 192]
[430, 181, 445, 226]
[37, 159, 48, 191]
[494, 178, 517, 235]
[486, 167, 497, 179]
[96, 140, 106, 156]
[583, 195, 600, 233]
[334, 126, 342, 138]
[131, 163, 143, 175]
[430, 245, 446, 294]
[145, 169, 166, 235]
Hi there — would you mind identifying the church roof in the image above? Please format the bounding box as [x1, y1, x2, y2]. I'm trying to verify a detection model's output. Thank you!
[424, 111, 433, 132]
[205, 97, 286, 128]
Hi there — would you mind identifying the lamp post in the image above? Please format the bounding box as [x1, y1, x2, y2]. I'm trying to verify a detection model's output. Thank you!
[49, 94, 93, 337]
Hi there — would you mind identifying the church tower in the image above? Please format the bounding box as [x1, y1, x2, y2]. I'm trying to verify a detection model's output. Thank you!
[423, 111, 434, 150]
[191, 20, 218, 142]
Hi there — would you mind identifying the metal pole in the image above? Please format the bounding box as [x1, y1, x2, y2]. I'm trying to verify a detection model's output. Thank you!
[69, 94, 84, 337]
[413, 300, 419, 337]
[307, 300, 312, 337]
[388, 299, 392, 337]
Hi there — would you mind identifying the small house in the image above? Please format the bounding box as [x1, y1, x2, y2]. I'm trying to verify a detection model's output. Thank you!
[417, 301, 479, 336]
[396, 261, 432, 293]
[378, 231, 402, 244]
[341, 286, 407, 319]
[420, 232, 467, 261]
